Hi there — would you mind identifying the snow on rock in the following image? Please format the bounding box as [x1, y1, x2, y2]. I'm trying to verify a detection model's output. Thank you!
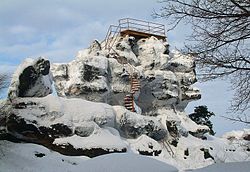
[53, 128, 126, 151]
[1, 32, 250, 171]
[52, 50, 110, 102]
[2, 95, 129, 157]
[128, 134, 163, 156]
[52, 36, 200, 112]
[114, 106, 168, 141]
[8, 57, 53, 100]
[222, 129, 250, 141]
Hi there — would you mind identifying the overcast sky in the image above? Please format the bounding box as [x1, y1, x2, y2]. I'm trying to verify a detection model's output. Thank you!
[0, 0, 248, 135]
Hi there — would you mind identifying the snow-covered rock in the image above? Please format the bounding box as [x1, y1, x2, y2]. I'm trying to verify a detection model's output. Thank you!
[2, 95, 128, 157]
[114, 106, 168, 141]
[8, 57, 53, 100]
[1, 32, 249, 171]
[52, 36, 200, 112]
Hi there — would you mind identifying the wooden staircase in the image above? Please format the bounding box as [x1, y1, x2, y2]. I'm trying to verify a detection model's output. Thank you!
[124, 75, 141, 112]
[104, 19, 163, 112]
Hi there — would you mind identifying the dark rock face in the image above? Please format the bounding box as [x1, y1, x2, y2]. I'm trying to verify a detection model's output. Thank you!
[18, 58, 51, 97]
[5, 113, 125, 158]
[6, 114, 73, 141]
[243, 134, 250, 141]
[8, 57, 53, 99]
[50, 144, 126, 158]
[119, 112, 167, 141]
[138, 149, 162, 156]
[18, 66, 39, 97]
[35, 152, 46, 157]
[189, 128, 209, 140]
[200, 148, 214, 160]
[166, 121, 179, 138]
[35, 58, 50, 75]
[83, 64, 102, 82]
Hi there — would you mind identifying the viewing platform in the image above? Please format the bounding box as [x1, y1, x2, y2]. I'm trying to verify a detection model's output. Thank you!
[119, 18, 166, 40]
[104, 18, 166, 50]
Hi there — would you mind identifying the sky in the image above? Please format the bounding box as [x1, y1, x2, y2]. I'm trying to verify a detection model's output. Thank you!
[0, 0, 248, 135]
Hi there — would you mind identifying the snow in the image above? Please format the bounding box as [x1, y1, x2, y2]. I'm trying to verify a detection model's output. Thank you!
[0, 140, 89, 172]
[1, 140, 249, 172]
[80, 153, 178, 172]
[192, 161, 250, 172]
[53, 128, 127, 151]
[222, 129, 250, 140]
[2, 32, 250, 172]
[0, 141, 177, 172]
[15, 95, 115, 127]
[8, 58, 35, 99]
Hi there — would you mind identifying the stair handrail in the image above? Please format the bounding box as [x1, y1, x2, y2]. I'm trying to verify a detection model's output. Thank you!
[104, 25, 121, 51]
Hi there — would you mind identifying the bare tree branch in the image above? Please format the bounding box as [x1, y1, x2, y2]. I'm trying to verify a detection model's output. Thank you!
[222, 115, 250, 124]
[0, 74, 8, 92]
[154, 0, 250, 114]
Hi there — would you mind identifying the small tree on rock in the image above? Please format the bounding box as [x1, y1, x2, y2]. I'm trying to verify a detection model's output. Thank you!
[189, 106, 215, 135]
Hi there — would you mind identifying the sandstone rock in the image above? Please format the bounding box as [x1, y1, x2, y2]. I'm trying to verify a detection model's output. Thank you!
[74, 121, 97, 137]
[8, 57, 53, 100]
[114, 106, 168, 141]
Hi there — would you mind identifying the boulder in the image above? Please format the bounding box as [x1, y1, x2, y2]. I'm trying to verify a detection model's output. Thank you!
[114, 106, 168, 141]
[8, 57, 53, 100]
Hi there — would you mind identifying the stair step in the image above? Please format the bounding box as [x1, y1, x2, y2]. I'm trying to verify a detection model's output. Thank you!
[132, 83, 140, 85]
[125, 94, 132, 97]
[125, 103, 133, 106]
[132, 86, 140, 88]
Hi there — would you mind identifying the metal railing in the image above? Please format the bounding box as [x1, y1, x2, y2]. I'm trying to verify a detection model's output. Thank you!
[104, 25, 120, 50]
[104, 18, 166, 51]
[119, 18, 165, 37]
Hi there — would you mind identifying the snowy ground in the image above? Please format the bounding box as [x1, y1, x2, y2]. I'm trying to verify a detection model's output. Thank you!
[0, 141, 176, 172]
[0, 141, 249, 172]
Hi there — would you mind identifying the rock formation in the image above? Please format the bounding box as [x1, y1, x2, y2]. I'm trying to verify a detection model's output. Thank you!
[1, 34, 249, 170]
[8, 57, 53, 100]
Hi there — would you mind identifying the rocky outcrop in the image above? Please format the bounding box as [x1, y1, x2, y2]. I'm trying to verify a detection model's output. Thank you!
[2, 94, 170, 157]
[1, 95, 127, 157]
[114, 106, 168, 141]
[2, 35, 206, 158]
[52, 36, 200, 113]
[1, 34, 249, 170]
[8, 57, 53, 100]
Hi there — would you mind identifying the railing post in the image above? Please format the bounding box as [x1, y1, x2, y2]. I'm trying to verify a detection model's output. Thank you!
[127, 18, 129, 30]
[148, 21, 150, 33]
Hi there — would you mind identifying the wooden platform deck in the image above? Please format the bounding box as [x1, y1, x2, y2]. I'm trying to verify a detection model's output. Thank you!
[120, 29, 166, 40]
[104, 18, 166, 50]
